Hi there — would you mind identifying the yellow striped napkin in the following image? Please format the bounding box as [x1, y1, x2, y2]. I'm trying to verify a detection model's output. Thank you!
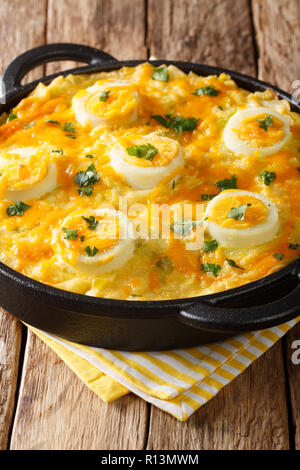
[30, 316, 299, 421]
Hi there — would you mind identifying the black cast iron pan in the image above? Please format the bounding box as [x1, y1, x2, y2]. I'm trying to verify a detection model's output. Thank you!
[0, 43, 299, 350]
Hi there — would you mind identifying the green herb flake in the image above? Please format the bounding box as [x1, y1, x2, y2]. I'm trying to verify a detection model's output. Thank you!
[227, 203, 251, 221]
[150, 113, 199, 133]
[193, 85, 219, 97]
[7, 201, 31, 217]
[289, 243, 300, 250]
[170, 218, 203, 237]
[172, 180, 176, 190]
[226, 258, 245, 270]
[63, 122, 76, 133]
[78, 187, 93, 196]
[216, 175, 237, 192]
[201, 194, 217, 201]
[126, 144, 158, 161]
[85, 246, 99, 257]
[85, 154, 94, 159]
[273, 252, 284, 260]
[258, 114, 273, 131]
[80, 235, 85, 242]
[65, 134, 76, 139]
[52, 148, 64, 154]
[260, 170, 276, 186]
[63, 228, 78, 240]
[155, 256, 174, 274]
[152, 66, 169, 82]
[47, 119, 60, 125]
[201, 263, 221, 277]
[23, 121, 36, 130]
[202, 239, 219, 252]
[81, 215, 99, 231]
[99, 90, 111, 102]
[7, 113, 17, 122]
[74, 163, 100, 189]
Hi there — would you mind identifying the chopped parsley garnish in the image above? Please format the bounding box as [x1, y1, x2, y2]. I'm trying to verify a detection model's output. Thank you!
[226, 258, 245, 270]
[7, 201, 31, 217]
[52, 148, 63, 154]
[227, 203, 251, 221]
[126, 144, 158, 161]
[47, 119, 60, 124]
[217, 105, 223, 110]
[298, 167, 300, 172]
[201, 194, 217, 201]
[81, 215, 99, 231]
[7, 113, 17, 122]
[152, 66, 169, 82]
[80, 235, 85, 242]
[193, 85, 219, 97]
[65, 134, 76, 139]
[85, 154, 94, 158]
[260, 170, 276, 186]
[170, 218, 204, 236]
[216, 175, 237, 192]
[289, 243, 300, 249]
[23, 121, 35, 129]
[63, 122, 76, 133]
[273, 252, 284, 260]
[201, 263, 221, 277]
[150, 113, 199, 133]
[74, 163, 99, 196]
[99, 90, 111, 102]
[172, 180, 176, 190]
[85, 246, 99, 257]
[156, 256, 174, 274]
[63, 228, 78, 240]
[258, 114, 273, 131]
[202, 239, 218, 252]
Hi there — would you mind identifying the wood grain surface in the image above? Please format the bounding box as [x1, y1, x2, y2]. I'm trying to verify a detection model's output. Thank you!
[0, 0, 299, 450]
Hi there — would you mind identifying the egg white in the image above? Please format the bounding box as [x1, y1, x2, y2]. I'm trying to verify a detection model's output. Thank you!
[205, 190, 279, 248]
[72, 81, 139, 128]
[5, 163, 57, 202]
[53, 208, 135, 274]
[223, 107, 290, 157]
[109, 135, 184, 190]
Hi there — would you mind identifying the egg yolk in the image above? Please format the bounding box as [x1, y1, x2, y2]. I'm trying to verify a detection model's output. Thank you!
[234, 114, 285, 147]
[211, 195, 268, 229]
[60, 213, 120, 265]
[2, 160, 49, 192]
[123, 136, 179, 167]
[85, 85, 138, 125]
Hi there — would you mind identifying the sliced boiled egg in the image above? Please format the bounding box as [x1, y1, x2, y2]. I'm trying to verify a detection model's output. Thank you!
[53, 208, 135, 274]
[223, 107, 290, 157]
[3, 162, 57, 201]
[109, 133, 184, 189]
[205, 190, 279, 248]
[72, 80, 140, 128]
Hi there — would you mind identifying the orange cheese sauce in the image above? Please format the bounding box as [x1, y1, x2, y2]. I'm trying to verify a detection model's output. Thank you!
[0, 62, 299, 300]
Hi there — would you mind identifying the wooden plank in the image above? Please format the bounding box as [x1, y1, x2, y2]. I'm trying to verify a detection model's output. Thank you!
[147, 0, 256, 75]
[10, 332, 148, 450]
[46, 0, 147, 75]
[252, 0, 300, 91]
[147, 343, 290, 450]
[11, 0, 148, 450]
[0, 310, 22, 450]
[146, 0, 291, 450]
[0, 0, 47, 449]
[252, 0, 300, 449]
[284, 323, 300, 449]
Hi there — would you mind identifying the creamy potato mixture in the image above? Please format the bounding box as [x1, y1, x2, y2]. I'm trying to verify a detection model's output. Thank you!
[0, 63, 299, 300]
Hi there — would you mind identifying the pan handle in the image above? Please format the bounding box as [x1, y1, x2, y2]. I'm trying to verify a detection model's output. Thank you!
[2, 43, 119, 95]
[179, 270, 300, 332]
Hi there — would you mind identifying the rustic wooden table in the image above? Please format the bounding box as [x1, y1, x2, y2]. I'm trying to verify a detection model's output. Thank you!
[0, 0, 299, 450]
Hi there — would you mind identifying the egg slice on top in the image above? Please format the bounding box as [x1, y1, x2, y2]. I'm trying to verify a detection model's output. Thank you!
[109, 133, 184, 189]
[205, 189, 279, 248]
[72, 80, 140, 128]
[53, 208, 135, 274]
[223, 107, 290, 157]
[2, 160, 57, 202]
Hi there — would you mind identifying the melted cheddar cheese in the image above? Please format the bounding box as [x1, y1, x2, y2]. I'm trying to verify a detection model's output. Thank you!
[0, 63, 299, 300]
